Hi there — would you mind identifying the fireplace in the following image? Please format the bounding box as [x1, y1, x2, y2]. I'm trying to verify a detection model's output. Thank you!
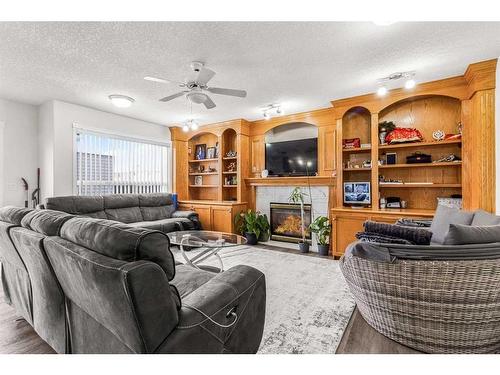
[270, 202, 312, 243]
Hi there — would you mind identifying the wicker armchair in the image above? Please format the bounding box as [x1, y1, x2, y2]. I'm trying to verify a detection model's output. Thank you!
[340, 250, 500, 354]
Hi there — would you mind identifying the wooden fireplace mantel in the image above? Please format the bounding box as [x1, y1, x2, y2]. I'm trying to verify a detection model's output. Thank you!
[244, 176, 336, 186]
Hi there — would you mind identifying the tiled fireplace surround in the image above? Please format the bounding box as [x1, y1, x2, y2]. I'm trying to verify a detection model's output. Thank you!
[255, 186, 329, 252]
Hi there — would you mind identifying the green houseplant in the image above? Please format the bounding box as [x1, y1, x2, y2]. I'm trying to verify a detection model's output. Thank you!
[288, 187, 310, 253]
[235, 209, 261, 245]
[309, 216, 331, 256]
[257, 213, 270, 242]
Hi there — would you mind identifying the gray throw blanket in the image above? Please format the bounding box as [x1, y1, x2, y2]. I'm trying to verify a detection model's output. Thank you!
[356, 220, 432, 245]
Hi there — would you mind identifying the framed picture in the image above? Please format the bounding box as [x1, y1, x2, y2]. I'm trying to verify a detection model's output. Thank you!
[194, 176, 203, 186]
[207, 147, 216, 159]
[195, 144, 206, 160]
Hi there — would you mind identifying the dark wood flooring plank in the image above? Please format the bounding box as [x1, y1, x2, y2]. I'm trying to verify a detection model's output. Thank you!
[0, 294, 55, 354]
[336, 307, 420, 354]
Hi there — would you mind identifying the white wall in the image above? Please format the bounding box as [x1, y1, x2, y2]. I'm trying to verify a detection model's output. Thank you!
[40, 100, 171, 201]
[0, 98, 39, 207]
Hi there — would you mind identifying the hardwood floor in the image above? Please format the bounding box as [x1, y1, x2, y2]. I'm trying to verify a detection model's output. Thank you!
[0, 293, 55, 354]
[336, 307, 420, 354]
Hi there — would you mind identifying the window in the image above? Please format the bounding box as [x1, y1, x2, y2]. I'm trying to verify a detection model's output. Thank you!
[74, 129, 171, 196]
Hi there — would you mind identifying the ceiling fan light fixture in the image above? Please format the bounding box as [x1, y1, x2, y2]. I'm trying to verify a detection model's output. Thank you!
[109, 95, 135, 108]
[190, 121, 199, 131]
[182, 124, 190, 132]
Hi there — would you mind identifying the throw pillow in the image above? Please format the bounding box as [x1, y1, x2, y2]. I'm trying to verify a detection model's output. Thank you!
[430, 205, 474, 245]
[444, 224, 500, 245]
[471, 209, 500, 226]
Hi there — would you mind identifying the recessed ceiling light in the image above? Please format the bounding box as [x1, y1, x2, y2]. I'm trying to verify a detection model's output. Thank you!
[377, 86, 388, 96]
[109, 95, 135, 108]
[404, 79, 416, 89]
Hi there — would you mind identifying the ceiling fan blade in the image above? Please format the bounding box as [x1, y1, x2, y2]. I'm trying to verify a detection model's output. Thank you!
[196, 67, 216, 85]
[159, 91, 187, 102]
[206, 87, 247, 98]
[203, 95, 216, 109]
[144, 76, 185, 86]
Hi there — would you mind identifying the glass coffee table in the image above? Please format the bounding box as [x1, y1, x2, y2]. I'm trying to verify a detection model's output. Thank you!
[168, 231, 247, 273]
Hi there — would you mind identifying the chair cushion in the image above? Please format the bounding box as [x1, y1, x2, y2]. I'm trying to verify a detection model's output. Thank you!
[0, 206, 33, 225]
[21, 209, 74, 236]
[45, 195, 107, 219]
[60, 217, 175, 280]
[170, 264, 216, 298]
[471, 210, 500, 226]
[444, 224, 500, 245]
[430, 205, 474, 245]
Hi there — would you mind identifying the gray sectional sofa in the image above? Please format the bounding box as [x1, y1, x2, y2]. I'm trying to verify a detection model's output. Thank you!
[0, 206, 266, 354]
[45, 193, 201, 233]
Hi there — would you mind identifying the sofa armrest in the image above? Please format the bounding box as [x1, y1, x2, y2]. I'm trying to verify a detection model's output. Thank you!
[172, 210, 201, 230]
[157, 265, 266, 353]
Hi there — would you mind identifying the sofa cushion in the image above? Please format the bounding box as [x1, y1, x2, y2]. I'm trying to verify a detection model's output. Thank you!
[45, 195, 107, 219]
[444, 224, 500, 245]
[138, 194, 175, 221]
[127, 218, 183, 233]
[21, 209, 74, 236]
[105, 207, 143, 223]
[103, 194, 140, 209]
[60, 217, 175, 280]
[471, 210, 500, 226]
[0, 206, 33, 225]
[430, 205, 474, 245]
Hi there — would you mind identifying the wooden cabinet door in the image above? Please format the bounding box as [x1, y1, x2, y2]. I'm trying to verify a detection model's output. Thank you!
[332, 214, 366, 257]
[182, 204, 212, 231]
[250, 136, 265, 177]
[211, 206, 233, 233]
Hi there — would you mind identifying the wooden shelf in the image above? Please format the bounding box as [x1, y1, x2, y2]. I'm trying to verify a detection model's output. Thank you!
[223, 156, 238, 160]
[379, 183, 462, 188]
[331, 206, 435, 217]
[245, 176, 335, 186]
[342, 147, 371, 153]
[223, 171, 237, 174]
[189, 185, 219, 188]
[343, 168, 371, 171]
[379, 161, 462, 169]
[223, 185, 238, 188]
[188, 158, 219, 163]
[378, 139, 462, 151]
[189, 172, 219, 176]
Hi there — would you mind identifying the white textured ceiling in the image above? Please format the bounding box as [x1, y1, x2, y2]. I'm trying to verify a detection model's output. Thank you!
[1, 22, 500, 127]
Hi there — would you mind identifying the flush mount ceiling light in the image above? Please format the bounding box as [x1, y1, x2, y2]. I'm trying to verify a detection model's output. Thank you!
[376, 71, 416, 96]
[182, 119, 199, 132]
[108, 95, 135, 108]
[262, 104, 283, 120]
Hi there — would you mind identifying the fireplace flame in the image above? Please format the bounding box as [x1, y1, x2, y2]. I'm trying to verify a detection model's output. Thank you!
[275, 214, 310, 237]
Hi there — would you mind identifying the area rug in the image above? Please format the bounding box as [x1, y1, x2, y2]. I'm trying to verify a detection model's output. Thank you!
[171, 245, 355, 354]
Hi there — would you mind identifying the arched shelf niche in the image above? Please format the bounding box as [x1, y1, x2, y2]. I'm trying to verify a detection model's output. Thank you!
[378, 95, 462, 141]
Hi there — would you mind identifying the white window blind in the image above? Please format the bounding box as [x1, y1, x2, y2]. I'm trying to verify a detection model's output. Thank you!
[74, 129, 171, 196]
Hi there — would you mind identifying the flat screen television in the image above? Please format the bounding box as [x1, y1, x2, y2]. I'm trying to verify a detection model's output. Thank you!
[343, 182, 371, 205]
[265, 138, 318, 176]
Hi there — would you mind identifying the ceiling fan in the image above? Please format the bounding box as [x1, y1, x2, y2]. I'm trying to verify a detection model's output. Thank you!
[144, 61, 247, 109]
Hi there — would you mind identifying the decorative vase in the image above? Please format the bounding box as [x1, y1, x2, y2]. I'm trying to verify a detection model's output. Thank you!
[245, 232, 258, 245]
[318, 244, 329, 256]
[298, 242, 310, 253]
[379, 129, 387, 145]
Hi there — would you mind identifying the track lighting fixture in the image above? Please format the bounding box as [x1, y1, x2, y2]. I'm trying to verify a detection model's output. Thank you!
[376, 71, 417, 95]
[262, 104, 283, 119]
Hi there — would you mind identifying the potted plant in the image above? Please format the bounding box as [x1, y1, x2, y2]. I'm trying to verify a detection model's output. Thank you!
[257, 213, 270, 242]
[309, 216, 331, 256]
[235, 209, 261, 245]
[288, 187, 310, 253]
